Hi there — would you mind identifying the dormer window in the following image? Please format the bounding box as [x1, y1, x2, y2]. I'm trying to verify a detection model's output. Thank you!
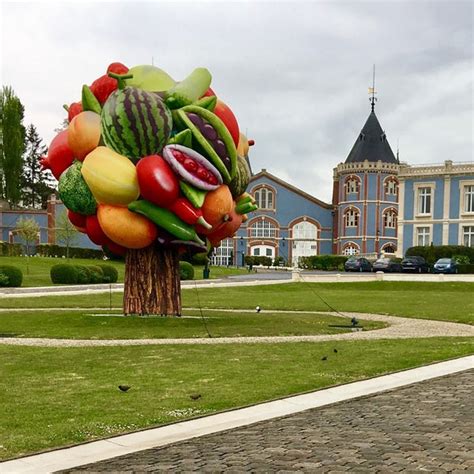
[380, 132, 386, 142]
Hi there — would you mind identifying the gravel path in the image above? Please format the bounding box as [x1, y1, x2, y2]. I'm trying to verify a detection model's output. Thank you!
[0, 310, 472, 347]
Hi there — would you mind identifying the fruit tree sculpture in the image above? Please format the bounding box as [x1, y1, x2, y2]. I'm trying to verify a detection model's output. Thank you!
[41, 62, 256, 316]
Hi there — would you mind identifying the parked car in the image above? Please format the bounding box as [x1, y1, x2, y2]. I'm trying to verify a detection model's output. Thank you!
[433, 258, 458, 274]
[372, 257, 402, 273]
[401, 256, 430, 273]
[344, 257, 372, 272]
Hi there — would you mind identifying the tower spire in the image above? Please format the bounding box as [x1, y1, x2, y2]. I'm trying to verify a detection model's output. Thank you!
[368, 64, 377, 112]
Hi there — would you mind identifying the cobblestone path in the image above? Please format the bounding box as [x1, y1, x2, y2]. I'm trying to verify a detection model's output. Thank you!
[62, 369, 474, 473]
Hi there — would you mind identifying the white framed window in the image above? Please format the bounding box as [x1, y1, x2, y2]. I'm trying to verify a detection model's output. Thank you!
[385, 178, 398, 196]
[416, 226, 431, 246]
[344, 208, 359, 227]
[210, 238, 233, 266]
[254, 187, 274, 210]
[251, 245, 275, 259]
[383, 209, 397, 229]
[345, 178, 360, 195]
[464, 185, 474, 213]
[342, 243, 360, 255]
[463, 226, 474, 247]
[250, 220, 277, 238]
[418, 187, 432, 215]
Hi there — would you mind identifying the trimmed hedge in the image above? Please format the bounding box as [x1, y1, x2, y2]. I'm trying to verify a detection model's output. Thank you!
[179, 261, 195, 280]
[37, 244, 104, 259]
[299, 255, 348, 271]
[50, 264, 79, 284]
[0, 265, 23, 287]
[97, 264, 118, 283]
[0, 242, 23, 257]
[458, 264, 474, 274]
[244, 256, 272, 267]
[406, 245, 474, 265]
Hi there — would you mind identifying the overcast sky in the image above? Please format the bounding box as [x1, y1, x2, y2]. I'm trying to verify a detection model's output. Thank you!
[1, 0, 472, 202]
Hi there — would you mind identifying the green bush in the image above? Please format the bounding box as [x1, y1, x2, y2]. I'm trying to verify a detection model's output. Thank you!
[97, 264, 118, 283]
[0, 242, 23, 257]
[50, 264, 79, 284]
[458, 264, 474, 274]
[0, 272, 9, 286]
[244, 256, 254, 266]
[299, 255, 349, 270]
[191, 252, 209, 266]
[453, 255, 470, 265]
[74, 265, 91, 284]
[273, 256, 287, 267]
[0, 265, 23, 287]
[405, 245, 474, 264]
[179, 261, 195, 280]
[88, 265, 104, 284]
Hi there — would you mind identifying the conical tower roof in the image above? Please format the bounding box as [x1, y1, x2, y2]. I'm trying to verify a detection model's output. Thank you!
[345, 111, 397, 164]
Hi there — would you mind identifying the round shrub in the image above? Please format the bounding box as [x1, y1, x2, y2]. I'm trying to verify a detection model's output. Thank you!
[0, 265, 23, 287]
[97, 264, 118, 283]
[88, 265, 105, 284]
[179, 261, 195, 280]
[74, 265, 92, 284]
[50, 264, 79, 284]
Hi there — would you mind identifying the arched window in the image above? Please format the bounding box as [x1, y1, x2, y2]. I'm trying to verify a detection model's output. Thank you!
[344, 208, 359, 227]
[382, 243, 397, 254]
[254, 187, 274, 210]
[384, 177, 398, 196]
[345, 176, 360, 195]
[343, 242, 360, 256]
[250, 220, 277, 238]
[383, 209, 397, 229]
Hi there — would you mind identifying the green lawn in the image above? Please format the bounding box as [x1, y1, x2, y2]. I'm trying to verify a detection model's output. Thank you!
[0, 256, 247, 286]
[1, 338, 473, 460]
[2, 282, 473, 324]
[0, 310, 385, 339]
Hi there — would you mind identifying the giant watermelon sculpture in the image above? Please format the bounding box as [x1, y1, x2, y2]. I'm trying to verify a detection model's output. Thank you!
[41, 62, 256, 316]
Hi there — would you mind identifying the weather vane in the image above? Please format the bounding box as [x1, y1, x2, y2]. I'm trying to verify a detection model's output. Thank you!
[368, 64, 377, 112]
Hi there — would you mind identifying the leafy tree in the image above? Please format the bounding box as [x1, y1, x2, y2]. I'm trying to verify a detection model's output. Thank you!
[22, 124, 55, 209]
[55, 210, 79, 259]
[0, 86, 26, 207]
[15, 217, 40, 274]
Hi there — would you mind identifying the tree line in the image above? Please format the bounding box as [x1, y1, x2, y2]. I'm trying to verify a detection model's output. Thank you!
[1, 85, 56, 209]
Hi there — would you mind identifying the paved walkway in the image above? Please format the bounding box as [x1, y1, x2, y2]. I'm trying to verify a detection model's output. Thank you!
[1, 310, 473, 347]
[59, 369, 474, 472]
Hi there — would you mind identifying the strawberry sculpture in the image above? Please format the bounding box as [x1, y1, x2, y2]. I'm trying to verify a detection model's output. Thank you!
[42, 62, 256, 316]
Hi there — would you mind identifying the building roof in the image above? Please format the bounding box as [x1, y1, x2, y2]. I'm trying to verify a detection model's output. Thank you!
[345, 111, 398, 164]
[250, 169, 333, 210]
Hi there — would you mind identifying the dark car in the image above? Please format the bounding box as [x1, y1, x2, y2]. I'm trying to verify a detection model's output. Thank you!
[372, 257, 402, 273]
[433, 258, 458, 274]
[344, 257, 372, 272]
[401, 256, 430, 273]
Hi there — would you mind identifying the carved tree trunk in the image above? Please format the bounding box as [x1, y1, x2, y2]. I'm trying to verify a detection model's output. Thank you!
[123, 245, 181, 316]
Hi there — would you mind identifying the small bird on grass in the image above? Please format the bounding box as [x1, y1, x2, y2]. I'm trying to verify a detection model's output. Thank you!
[118, 385, 131, 392]
[351, 317, 359, 327]
[333, 348, 338, 353]
[256, 306, 261, 313]
[321, 356, 328, 361]
[190, 393, 202, 400]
